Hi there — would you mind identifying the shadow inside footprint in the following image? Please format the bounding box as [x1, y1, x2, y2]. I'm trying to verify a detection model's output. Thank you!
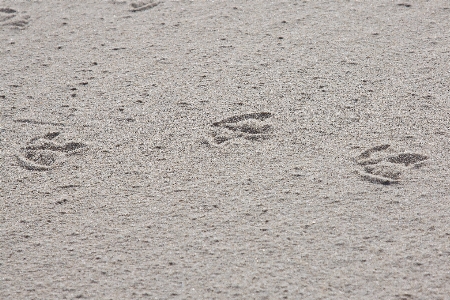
[24, 150, 58, 166]
[223, 120, 272, 134]
[213, 136, 233, 145]
[62, 142, 87, 153]
[0, 8, 17, 14]
[212, 112, 272, 127]
[43, 132, 60, 140]
[386, 153, 428, 166]
[364, 165, 402, 180]
[356, 144, 390, 161]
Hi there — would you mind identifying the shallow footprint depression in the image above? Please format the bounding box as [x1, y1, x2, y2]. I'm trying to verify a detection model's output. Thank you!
[355, 145, 428, 185]
[208, 112, 274, 146]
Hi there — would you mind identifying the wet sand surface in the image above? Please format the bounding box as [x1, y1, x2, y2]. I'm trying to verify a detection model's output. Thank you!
[1, 0, 450, 299]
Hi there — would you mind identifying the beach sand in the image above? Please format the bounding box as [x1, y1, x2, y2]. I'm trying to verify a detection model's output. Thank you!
[1, 0, 450, 298]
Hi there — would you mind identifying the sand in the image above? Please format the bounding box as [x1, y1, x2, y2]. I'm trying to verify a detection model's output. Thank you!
[1, 0, 450, 299]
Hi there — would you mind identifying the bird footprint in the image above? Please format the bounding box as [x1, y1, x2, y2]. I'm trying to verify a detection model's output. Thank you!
[355, 144, 427, 184]
[206, 112, 273, 146]
[16, 132, 87, 171]
[0, 7, 30, 29]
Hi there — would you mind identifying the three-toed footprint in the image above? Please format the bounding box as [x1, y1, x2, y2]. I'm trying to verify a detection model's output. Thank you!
[206, 112, 273, 146]
[0, 7, 30, 29]
[16, 132, 87, 171]
[355, 144, 428, 185]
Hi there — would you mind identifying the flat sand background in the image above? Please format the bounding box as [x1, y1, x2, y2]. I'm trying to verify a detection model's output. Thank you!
[1, 0, 450, 299]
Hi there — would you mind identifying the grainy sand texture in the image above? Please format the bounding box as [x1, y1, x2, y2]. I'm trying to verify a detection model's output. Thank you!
[1, 0, 450, 299]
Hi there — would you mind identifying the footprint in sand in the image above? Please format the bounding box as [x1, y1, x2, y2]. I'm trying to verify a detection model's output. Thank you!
[355, 144, 428, 185]
[206, 112, 273, 146]
[16, 132, 87, 171]
[129, 1, 160, 12]
[107, 0, 160, 12]
[0, 7, 30, 29]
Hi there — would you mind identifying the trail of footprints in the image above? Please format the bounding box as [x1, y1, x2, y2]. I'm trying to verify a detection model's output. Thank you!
[1, 1, 428, 186]
[0, 7, 30, 29]
[15, 113, 272, 171]
[16, 132, 87, 171]
[207, 112, 273, 146]
[15, 114, 428, 186]
[355, 144, 428, 185]
[206, 114, 428, 185]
